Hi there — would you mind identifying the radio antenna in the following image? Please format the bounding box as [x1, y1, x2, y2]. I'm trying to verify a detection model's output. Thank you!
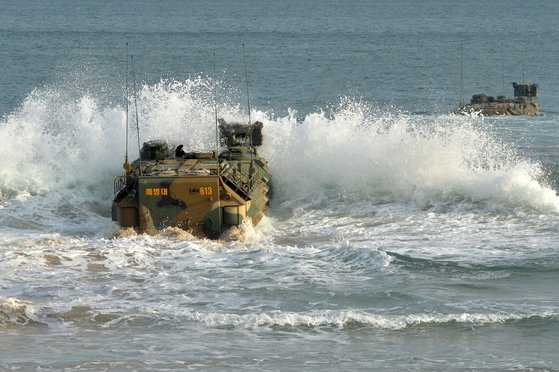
[460, 41, 464, 107]
[242, 44, 255, 186]
[123, 43, 131, 176]
[213, 52, 219, 161]
[213, 52, 222, 232]
[501, 41, 505, 96]
[242, 44, 252, 128]
[522, 56, 526, 84]
[131, 54, 142, 176]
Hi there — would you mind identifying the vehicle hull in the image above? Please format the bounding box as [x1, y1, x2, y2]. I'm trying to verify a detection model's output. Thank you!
[112, 123, 269, 238]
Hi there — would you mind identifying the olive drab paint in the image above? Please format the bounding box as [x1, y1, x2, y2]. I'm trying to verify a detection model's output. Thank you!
[112, 120, 269, 238]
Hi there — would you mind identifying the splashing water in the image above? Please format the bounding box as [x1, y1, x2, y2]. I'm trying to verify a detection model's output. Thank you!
[0, 90, 121, 194]
[261, 97, 559, 213]
[0, 78, 558, 239]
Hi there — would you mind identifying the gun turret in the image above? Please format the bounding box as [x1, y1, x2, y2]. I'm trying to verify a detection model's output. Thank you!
[218, 119, 263, 148]
[513, 82, 539, 98]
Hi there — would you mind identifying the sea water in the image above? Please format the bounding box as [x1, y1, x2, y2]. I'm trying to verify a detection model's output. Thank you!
[1, 0, 559, 370]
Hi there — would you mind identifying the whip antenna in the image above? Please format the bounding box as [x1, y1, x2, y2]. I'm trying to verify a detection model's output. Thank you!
[242, 44, 252, 129]
[501, 41, 505, 96]
[213, 52, 222, 232]
[123, 43, 131, 176]
[213, 52, 219, 162]
[460, 41, 464, 107]
[522, 56, 526, 84]
[242, 44, 255, 184]
[131, 54, 143, 176]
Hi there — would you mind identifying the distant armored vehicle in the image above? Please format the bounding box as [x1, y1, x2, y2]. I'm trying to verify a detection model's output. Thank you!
[457, 82, 540, 116]
[112, 119, 269, 238]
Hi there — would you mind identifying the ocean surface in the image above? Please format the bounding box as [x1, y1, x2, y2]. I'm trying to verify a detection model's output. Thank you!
[1, 0, 559, 370]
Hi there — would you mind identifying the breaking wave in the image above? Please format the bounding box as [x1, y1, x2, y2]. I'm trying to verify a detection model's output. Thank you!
[4, 295, 555, 331]
[261, 99, 559, 213]
[1, 77, 558, 232]
[165, 308, 559, 330]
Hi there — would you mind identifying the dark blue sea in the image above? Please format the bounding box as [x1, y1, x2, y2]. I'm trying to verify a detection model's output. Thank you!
[1, 0, 559, 370]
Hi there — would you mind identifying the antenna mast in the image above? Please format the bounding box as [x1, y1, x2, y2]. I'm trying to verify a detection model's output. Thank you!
[501, 41, 505, 96]
[460, 41, 464, 106]
[213, 52, 222, 232]
[123, 43, 131, 176]
[522, 56, 526, 84]
[213, 53, 219, 162]
[131, 54, 143, 176]
[242, 44, 252, 127]
[242, 44, 255, 186]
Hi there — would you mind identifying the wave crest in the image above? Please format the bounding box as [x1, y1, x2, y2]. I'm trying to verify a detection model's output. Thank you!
[182, 308, 558, 330]
[262, 99, 559, 213]
[1, 80, 557, 215]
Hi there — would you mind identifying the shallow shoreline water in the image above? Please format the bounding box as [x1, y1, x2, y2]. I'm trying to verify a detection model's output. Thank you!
[2, 0, 559, 369]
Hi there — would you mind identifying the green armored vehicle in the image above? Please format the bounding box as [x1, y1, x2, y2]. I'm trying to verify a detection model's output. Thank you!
[112, 119, 269, 238]
[457, 82, 540, 116]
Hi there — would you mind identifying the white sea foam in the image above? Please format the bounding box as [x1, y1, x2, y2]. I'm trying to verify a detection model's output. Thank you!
[177, 308, 558, 330]
[1, 79, 558, 240]
[261, 99, 559, 213]
[0, 90, 123, 194]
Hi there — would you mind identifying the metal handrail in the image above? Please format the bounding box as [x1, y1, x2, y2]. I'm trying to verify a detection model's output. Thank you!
[113, 176, 127, 196]
[220, 164, 251, 196]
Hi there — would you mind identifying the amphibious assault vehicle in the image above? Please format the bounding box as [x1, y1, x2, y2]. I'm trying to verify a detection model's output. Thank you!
[457, 82, 540, 116]
[112, 119, 269, 238]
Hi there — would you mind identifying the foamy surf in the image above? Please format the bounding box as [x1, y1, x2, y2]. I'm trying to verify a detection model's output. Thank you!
[1, 78, 557, 236]
[262, 100, 559, 213]
[172, 308, 559, 330]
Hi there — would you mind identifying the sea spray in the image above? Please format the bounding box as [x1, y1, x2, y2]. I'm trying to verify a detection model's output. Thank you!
[0, 90, 123, 194]
[261, 99, 559, 213]
[1, 78, 557, 239]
